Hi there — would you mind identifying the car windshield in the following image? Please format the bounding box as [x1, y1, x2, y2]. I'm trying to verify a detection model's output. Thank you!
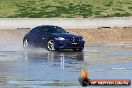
[50, 27, 66, 33]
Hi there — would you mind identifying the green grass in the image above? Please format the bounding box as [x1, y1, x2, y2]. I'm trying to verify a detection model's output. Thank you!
[0, 0, 132, 18]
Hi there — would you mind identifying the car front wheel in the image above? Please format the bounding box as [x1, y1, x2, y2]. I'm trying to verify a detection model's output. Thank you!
[47, 39, 55, 51]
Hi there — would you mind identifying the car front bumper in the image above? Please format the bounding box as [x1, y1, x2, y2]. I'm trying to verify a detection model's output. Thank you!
[54, 40, 85, 49]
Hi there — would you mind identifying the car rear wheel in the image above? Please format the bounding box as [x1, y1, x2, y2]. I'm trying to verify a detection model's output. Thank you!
[23, 38, 29, 48]
[72, 48, 83, 52]
[47, 39, 55, 51]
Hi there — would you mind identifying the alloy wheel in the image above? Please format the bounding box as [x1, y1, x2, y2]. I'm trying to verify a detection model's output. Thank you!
[47, 40, 55, 51]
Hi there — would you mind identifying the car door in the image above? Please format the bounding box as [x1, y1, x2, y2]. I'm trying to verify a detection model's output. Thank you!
[28, 28, 42, 46]
[39, 27, 51, 46]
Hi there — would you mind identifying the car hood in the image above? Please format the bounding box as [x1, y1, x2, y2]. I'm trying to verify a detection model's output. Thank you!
[51, 33, 82, 38]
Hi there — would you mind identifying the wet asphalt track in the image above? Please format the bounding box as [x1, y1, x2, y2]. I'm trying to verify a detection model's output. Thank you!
[0, 42, 132, 88]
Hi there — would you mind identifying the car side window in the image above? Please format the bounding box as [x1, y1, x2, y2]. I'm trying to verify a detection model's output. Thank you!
[30, 26, 50, 34]
[38, 27, 51, 33]
[42, 28, 49, 33]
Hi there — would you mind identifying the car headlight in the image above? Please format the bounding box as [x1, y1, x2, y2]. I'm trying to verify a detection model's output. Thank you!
[55, 37, 65, 40]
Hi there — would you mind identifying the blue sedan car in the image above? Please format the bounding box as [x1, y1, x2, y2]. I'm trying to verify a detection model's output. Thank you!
[23, 25, 85, 51]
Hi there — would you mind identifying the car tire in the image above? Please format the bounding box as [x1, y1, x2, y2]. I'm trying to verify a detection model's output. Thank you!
[23, 38, 29, 48]
[72, 48, 83, 52]
[47, 39, 56, 51]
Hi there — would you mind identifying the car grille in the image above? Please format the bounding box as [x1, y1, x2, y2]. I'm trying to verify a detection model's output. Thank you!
[67, 37, 80, 42]
[67, 44, 79, 47]
[67, 44, 84, 47]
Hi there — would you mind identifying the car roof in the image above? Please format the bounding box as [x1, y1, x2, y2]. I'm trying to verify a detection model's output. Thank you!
[30, 25, 62, 32]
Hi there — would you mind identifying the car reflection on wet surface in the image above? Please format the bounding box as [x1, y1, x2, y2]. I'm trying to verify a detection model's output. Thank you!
[0, 42, 132, 88]
[23, 51, 84, 82]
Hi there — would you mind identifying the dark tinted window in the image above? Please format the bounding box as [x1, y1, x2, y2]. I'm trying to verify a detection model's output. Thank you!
[39, 26, 66, 33]
[30, 26, 66, 33]
[30, 26, 49, 33]
[49, 27, 66, 33]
